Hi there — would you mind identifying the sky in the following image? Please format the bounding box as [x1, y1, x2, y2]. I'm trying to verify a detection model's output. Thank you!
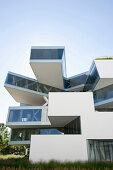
[1, 0, 113, 123]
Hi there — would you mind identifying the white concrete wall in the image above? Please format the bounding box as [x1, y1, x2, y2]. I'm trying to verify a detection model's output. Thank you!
[29, 135, 88, 163]
[48, 92, 95, 116]
[94, 60, 113, 90]
[95, 60, 113, 78]
[94, 78, 113, 91]
[30, 92, 113, 162]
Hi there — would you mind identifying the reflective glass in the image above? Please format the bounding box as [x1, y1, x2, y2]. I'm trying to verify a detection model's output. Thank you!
[64, 73, 88, 89]
[8, 109, 42, 122]
[84, 62, 99, 91]
[94, 84, 113, 103]
[11, 128, 40, 141]
[5, 73, 63, 94]
[11, 128, 62, 141]
[88, 140, 113, 161]
[30, 49, 64, 60]
[40, 129, 62, 134]
[64, 117, 81, 134]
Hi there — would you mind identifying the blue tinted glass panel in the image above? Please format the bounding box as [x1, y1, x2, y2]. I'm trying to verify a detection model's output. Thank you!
[30, 49, 64, 60]
[94, 84, 113, 103]
[64, 72, 88, 89]
[64, 117, 81, 134]
[40, 129, 62, 134]
[8, 109, 42, 122]
[88, 140, 113, 161]
[11, 128, 62, 141]
[5, 73, 63, 94]
[83, 62, 99, 91]
[11, 128, 40, 141]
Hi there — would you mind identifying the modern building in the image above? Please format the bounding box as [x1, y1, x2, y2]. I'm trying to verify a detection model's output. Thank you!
[4, 46, 113, 162]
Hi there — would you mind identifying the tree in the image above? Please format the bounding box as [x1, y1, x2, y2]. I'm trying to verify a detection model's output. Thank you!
[0, 123, 9, 154]
[0, 123, 27, 155]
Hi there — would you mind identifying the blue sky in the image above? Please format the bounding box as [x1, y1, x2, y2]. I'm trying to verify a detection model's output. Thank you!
[1, 0, 113, 123]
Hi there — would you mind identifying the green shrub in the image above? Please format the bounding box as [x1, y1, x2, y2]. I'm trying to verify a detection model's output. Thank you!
[95, 57, 113, 60]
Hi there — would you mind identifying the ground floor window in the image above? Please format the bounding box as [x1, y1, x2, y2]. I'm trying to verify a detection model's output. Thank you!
[11, 128, 63, 141]
[88, 140, 113, 161]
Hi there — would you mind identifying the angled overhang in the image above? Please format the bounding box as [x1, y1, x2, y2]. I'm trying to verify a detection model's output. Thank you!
[4, 84, 47, 106]
[4, 72, 48, 106]
[48, 116, 77, 127]
[94, 78, 113, 91]
[30, 46, 66, 89]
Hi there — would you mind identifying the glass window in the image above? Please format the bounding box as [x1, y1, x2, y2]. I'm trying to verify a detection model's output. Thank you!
[64, 117, 81, 134]
[40, 129, 62, 134]
[84, 62, 99, 91]
[88, 140, 113, 161]
[30, 49, 64, 60]
[11, 128, 40, 141]
[11, 128, 62, 141]
[5, 73, 63, 94]
[64, 72, 88, 89]
[8, 109, 42, 122]
[94, 84, 113, 103]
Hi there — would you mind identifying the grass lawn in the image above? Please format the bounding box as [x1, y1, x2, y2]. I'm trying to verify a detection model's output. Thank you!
[0, 155, 113, 170]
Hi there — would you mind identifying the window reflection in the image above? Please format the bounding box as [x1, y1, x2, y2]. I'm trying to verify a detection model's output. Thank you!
[11, 129, 40, 141]
[8, 109, 42, 122]
[11, 128, 62, 141]
[11, 117, 81, 142]
[40, 129, 62, 134]
[30, 49, 64, 60]
[64, 73, 88, 89]
[64, 117, 81, 134]
[88, 140, 113, 161]
[5, 73, 63, 94]
[94, 84, 113, 103]
[84, 62, 99, 91]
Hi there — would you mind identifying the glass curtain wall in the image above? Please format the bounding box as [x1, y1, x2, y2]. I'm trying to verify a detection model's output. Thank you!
[11, 117, 81, 141]
[11, 128, 63, 141]
[88, 140, 113, 161]
[64, 73, 88, 89]
[30, 49, 64, 60]
[64, 117, 81, 134]
[8, 109, 42, 122]
[84, 62, 99, 91]
[94, 84, 113, 103]
[5, 73, 63, 94]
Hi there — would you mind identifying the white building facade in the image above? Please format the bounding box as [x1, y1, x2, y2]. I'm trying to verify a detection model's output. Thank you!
[4, 46, 113, 162]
